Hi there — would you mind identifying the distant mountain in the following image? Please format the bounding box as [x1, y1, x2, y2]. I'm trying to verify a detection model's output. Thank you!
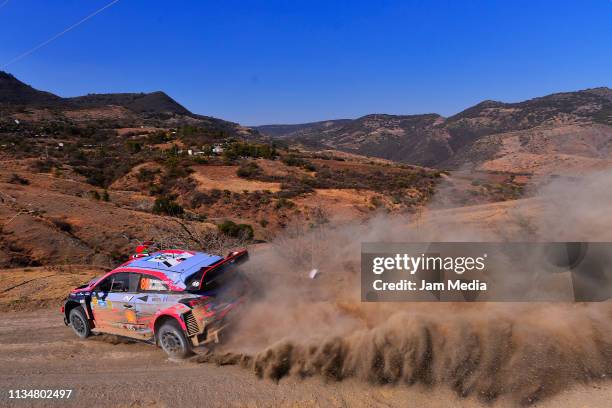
[255, 119, 352, 138]
[68, 91, 191, 116]
[0, 71, 257, 139]
[258, 88, 612, 169]
[258, 113, 452, 166]
[0, 71, 61, 105]
[0, 70, 191, 116]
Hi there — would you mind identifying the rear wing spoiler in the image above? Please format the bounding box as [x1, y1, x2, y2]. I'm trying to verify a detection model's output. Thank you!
[198, 249, 249, 290]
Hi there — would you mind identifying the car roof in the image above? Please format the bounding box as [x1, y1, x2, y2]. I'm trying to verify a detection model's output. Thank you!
[125, 250, 223, 283]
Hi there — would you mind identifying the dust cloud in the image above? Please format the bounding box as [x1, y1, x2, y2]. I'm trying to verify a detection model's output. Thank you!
[208, 171, 612, 404]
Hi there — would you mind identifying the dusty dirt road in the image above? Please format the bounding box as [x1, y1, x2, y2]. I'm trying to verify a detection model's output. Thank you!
[0, 310, 611, 408]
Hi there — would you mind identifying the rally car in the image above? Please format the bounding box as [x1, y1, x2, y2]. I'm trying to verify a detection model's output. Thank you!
[62, 245, 249, 358]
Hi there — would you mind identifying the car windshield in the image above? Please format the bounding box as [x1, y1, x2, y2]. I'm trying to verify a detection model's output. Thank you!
[87, 273, 107, 287]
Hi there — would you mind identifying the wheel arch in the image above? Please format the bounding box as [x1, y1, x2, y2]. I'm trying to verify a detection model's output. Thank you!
[153, 314, 187, 342]
[64, 300, 82, 322]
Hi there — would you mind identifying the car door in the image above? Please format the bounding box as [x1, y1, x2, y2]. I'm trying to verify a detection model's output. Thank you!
[131, 274, 178, 338]
[91, 272, 139, 337]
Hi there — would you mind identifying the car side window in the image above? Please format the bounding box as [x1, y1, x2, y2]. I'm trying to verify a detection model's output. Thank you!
[127, 273, 140, 292]
[96, 272, 139, 293]
[139, 275, 169, 293]
[109, 273, 130, 292]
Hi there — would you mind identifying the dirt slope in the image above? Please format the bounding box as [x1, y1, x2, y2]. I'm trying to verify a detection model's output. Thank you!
[0, 266, 103, 312]
[0, 166, 215, 268]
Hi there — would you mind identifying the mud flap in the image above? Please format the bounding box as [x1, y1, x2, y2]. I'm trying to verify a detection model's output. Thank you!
[203, 324, 227, 345]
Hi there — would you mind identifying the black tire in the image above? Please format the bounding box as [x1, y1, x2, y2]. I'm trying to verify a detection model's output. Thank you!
[157, 320, 192, 359]
[69, 306, 91, 339]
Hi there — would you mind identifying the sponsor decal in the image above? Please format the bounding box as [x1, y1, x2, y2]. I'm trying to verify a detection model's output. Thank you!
[148, 252, 193, 268]
[125, 309, 137, 323]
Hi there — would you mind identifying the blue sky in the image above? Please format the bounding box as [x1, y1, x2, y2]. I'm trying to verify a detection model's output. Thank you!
[0, 0, 611, 125]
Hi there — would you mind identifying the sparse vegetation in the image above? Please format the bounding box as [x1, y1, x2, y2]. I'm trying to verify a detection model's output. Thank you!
[275, 198, 295, 209]
[236, 162, 262, 179]
[50, 218, 73, 233]
[276, 180, 314, 199]
[152, 196, 184, 216]
[136, 167, 161, 182]
[125, 140, 142, 154]
[8, 173, 29, 185]
[223, 142, 277, 161]
[217, 220, 254, 240]
[281, 154, 316, 171]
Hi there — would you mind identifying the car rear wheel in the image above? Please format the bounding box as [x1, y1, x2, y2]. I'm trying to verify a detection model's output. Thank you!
[158, 320, 192, 359]
[69, 306, 91, 339]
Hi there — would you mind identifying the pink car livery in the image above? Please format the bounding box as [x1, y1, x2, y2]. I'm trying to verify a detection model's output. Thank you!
[62, 247, 249, 358]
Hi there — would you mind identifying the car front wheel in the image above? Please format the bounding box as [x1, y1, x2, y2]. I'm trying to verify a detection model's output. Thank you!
[69, 306, 91, 339]
[158, 320, 192, 359]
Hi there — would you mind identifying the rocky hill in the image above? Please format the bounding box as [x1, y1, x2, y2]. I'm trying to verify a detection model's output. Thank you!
[0, 71, 256, 139]
[255, 119, 352, 138]
[67, 91, 191, 115]
[0, 72, 62, 105]
[258, 88, 612, 169]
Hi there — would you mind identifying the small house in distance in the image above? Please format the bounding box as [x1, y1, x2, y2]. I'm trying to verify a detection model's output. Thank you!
[212, 144, 224, 155]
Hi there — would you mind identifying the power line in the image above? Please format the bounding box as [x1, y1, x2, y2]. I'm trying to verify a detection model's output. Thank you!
[1, 0, 121, 69]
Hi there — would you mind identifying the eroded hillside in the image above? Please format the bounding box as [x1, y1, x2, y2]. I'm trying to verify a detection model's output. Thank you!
[257, 88, 612, 173]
